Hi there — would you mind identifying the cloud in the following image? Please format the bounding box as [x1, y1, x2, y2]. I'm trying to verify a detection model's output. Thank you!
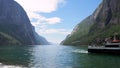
[15, 0, 64, 26]
[15, 0, 65, 13]
[15, 0, 65, 14]
[36, 28, 71, 44]
[37, 28, 71, 35]
[46, 17, 61, 24]
[15, 0, 67, 43]
[31, 15, 62, 27]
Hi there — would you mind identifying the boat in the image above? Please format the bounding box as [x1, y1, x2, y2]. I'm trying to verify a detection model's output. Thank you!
[88, 33, 120, 54]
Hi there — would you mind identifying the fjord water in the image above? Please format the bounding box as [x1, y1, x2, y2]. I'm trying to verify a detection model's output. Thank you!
[0, 45, 120, 68]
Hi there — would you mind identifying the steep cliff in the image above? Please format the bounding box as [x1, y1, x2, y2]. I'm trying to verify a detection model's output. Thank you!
[62, 0, 120, 45]
[0, 0, 49, 45]
[61, 16, 94, 45]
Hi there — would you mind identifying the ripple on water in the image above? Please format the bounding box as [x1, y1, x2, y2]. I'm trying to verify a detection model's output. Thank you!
[0, 63, 27, 68]
[72, 49, 88, 54]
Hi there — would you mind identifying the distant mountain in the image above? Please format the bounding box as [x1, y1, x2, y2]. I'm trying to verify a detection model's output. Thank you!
[61, 0, 120, 45]
[0, 0, 49, 45]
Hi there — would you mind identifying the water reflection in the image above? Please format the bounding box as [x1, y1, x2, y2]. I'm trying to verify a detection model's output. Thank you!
[29, 45, 74, 68]
[0, 45, 120, 68]
[82, 54, 120, 68]
[0, 45, 33, 67]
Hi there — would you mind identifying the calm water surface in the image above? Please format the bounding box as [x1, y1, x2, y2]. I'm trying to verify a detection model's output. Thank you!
[0, 45, 120, 68]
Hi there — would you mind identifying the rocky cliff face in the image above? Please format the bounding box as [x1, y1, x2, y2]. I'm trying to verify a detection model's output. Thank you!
[62, 0, 120, 45]
[90, 0, 120, 32]
[0, 0, 49, 45]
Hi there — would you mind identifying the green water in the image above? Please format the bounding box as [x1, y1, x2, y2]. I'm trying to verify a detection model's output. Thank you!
[0, 45, 120, 68]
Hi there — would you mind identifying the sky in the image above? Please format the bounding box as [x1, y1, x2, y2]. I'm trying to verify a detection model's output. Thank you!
[15, 0, 102, 44]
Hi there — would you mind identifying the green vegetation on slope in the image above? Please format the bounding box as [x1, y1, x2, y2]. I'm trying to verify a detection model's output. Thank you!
[63, 23, 120, 45]
[0, 32, 21, 45]
[62, 20, 93, 45]
[62, 0, 120, 46]
[0, 23, 34, 45]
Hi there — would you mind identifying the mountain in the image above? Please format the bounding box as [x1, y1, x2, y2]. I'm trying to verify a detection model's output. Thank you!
[61, 0, 120, 45]
[0, 0, 49, 45]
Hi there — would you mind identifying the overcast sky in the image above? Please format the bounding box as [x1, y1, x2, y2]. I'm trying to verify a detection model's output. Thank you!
[15, 0, 102, 44]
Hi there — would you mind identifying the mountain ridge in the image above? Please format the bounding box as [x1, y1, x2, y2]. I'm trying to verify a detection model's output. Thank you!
[62, 0, 120, 45]
[0, 0, 49, 45]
